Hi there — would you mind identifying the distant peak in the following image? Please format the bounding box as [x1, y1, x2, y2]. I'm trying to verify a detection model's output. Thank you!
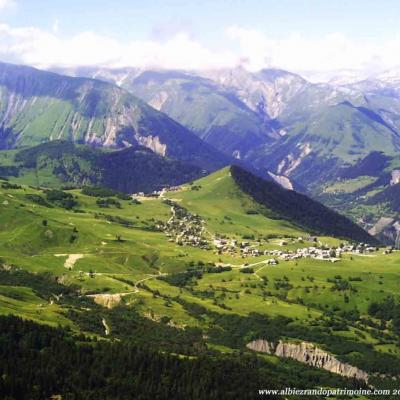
[257, 68, 306, 82]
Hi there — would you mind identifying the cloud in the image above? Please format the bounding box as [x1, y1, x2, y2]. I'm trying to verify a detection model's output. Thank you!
[0, 21, 399, 79]
[226, 27, 391, 75]
[0, 24, 237, 70]
[0, 0, 16, 10]
[52, 19, 59, 34]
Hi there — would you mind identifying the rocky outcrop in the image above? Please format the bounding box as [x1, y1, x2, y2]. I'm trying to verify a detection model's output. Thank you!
[267, 171, 294, 190]
[136, 134, 167, 156]
[200, 67, 307, 120]
[369, 217, 400, 245]
[149, 91, 169, 111]
[277, 143, 312, 176]
[247, 339, 369, 383]
[368, 217, 395, 236]
[92, 293, 122, 309]
[247, 339, 274, 354]
[390, 170, 400, 186]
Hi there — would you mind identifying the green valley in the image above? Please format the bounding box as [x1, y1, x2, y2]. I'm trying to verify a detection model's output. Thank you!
[1, 165, 400, 398]
[3, 3, 400, 398]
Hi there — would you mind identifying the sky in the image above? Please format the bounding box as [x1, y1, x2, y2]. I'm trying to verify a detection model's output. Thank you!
[1, 0, 400, 80]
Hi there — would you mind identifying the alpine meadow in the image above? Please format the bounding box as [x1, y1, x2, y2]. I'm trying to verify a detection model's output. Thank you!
[1, 1, 400, 399]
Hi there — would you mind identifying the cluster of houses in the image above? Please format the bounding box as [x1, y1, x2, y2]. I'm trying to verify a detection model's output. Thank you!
[132, 186, 181, 199]
[343, 242, 378, 254]
[132, 191, 159, 198]
[159, 205, 382, 263]
[211, 235, 381, 264]
[213, 235, 380, 261]
[160, 201, 211, 249]
[213, 238, 239, 254]
[133, 189, 384, 264]
[244, 242, 378, 263]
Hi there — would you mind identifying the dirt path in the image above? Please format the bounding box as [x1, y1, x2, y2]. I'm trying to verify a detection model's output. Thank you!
[55, 253, 84, 269]
[167, 205, 175, 224]
[86, 272, 168, 308]
[102, 318, 110, 335]
[230, 258, 271, 270]
[253, 265, 268, 281]
[134, 272, 168, 293]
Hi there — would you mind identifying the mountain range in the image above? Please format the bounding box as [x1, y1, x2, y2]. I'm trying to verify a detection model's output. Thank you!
[48, 64, 400, 238]
[1, 61, 400, 241]
[0, 62, 229, 172]
[55, 64, 400, 186]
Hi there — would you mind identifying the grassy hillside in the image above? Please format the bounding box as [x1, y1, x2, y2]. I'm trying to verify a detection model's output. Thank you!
[0, 140, 205, 193]
[231, 165, 378, 244]
[0, 168, 400, 396]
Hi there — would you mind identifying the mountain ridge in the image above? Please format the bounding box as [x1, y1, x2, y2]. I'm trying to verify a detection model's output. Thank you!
[0, 61, 230, 172]
[56, 64, 400, 186]
[0, 140, 207, 193]
[231, 165, 378, 244]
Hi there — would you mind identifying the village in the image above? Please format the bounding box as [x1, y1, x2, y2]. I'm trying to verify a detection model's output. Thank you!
[212, 237, 379, 265]
[158, 199, 211, 250]
[144, 193, 383, 266]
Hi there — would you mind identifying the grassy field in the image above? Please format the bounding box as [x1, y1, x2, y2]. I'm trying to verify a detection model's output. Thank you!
[323, 176, 377, 194]
[1, 169, 400, 388]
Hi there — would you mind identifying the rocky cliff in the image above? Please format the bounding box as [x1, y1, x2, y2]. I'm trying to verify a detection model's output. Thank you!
[247, 339, 369, 383]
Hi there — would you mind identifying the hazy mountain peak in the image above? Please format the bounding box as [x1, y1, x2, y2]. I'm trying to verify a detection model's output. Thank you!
[257, 68, 307, 83]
